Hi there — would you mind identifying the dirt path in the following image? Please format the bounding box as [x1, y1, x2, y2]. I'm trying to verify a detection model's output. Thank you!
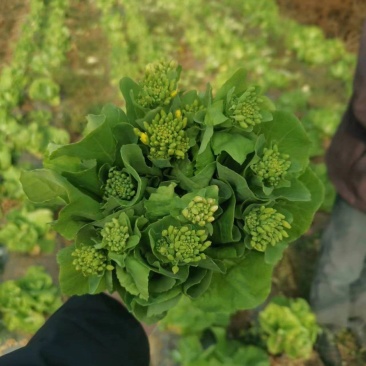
[56, 0, 120, 138]
[0, 0, 29, 72]
[276, 0, 366, 52]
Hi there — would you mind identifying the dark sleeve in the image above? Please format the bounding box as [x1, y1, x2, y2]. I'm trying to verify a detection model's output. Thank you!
[0, 294, 150, 366]
[352, 21, 366, 129]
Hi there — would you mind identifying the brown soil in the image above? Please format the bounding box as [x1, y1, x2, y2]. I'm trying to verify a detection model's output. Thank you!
[56, 0, 121, 137]
[276, 0, 366, 52]
[0, 1, 29, 72]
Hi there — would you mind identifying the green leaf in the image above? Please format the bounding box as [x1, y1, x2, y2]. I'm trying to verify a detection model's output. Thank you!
[185, 270, 213, 298]
[217, 162, 256, 202]
[119, 77, 144, 122]
[125, 256, 150, 300]
[269, 178, 311, 202]
[20, 169, 68, 204]
[62, 160, 102, 197]
[49, 104, 126, 164]
[192, 251, 273, 313]
[84, 114, 106, 135]
[149, 275, 176, 294]
[173, 161, 216, 192]
[88, 275, 106, 294]
[204, 100, 228, 127]
[264, 242, 288, 265]
[199, 126, 214, 155]
[121, 144, 161, 177]
[116, 267, 139, 296]
[211, 132, 255, 165]
[256, 111, 312, 173]
[215, 68, 248, 101]
[144, 183, 180, 219]
[57, 245, 89, 295]
[21, 169, 102, 239]
[212, 182, 241, 244]
[278, 167, 324, 242]
[53, 195, 102, 239]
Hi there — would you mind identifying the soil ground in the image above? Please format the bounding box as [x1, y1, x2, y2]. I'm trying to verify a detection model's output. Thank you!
[0, 0, 28, 72]
[276, 0, 366, 52]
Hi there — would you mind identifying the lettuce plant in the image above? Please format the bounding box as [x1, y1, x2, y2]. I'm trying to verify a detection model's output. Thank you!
[21, 61, 323, 322]
[0, 266, 61, 334]
[0, 207, 55, 254]
[173, 327, 269, 366]
[259, 297, 321, 360]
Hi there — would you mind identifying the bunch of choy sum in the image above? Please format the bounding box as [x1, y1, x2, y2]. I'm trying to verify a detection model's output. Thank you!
[21, 60, 323, 323]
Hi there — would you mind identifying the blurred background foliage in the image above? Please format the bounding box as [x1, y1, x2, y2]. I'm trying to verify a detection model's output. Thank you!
[0, 0, 365, 364]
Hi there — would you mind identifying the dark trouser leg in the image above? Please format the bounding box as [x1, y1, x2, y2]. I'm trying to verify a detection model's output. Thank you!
[310, 197, 366, 329]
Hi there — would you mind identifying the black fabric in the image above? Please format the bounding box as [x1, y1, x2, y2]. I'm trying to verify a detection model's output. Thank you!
[0, 294, 150, 366]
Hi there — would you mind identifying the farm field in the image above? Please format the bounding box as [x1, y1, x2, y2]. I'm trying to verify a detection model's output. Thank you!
[0, 0, 365, 365]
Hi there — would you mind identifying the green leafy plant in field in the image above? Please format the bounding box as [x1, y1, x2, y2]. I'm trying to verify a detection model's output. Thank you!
[0, 208, 55, 254]
[161, 296, 266, 366]
[259, 297, 321, 360]
[21, 60, 323, 323]
[0, 0, 70, 255]
[0, 266, 61, 334]
[174, 327, 269, 366]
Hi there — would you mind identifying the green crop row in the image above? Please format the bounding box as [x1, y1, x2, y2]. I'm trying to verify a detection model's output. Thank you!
[0, 0, 70, 255]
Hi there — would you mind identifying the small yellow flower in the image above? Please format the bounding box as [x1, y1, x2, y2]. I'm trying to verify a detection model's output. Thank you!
[140, 133, 149, 145]
[171, 90, 178, 98]
[174, 109, 182, 118]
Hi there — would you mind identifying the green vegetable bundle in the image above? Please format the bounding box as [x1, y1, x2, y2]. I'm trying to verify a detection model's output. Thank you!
[21, 60, 323, 322]
[259, 297, 321, 359]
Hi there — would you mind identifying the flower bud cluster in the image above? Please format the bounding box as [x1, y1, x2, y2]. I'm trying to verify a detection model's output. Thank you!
[182, 99, 204, 115]
[156, 225, 212, 273]
[72, 245, 112, 277]
[245, 206, 291, 251]
[103, 167, 136, 201]
[182, 196, 218, 226]
[251, 145, 291, 187]
[101, 217, 130, 253]
[137, 60, 179, 108]
[134, 110, 189, 160]
[229, 86, 264, 129]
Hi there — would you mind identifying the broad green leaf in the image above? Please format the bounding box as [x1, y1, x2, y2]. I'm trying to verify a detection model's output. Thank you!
[215, 68, 248, 101]
[278, 167, 324, 242]
[269, 178, 311, 202]
[185, 270, 213, 298]
[21, 169, 68, 204]
[173, 162, 216, 192]
[62, 160, 102, 197]
[192, 251, 273, 313]
[204, 100, 228, 127]
[182, 268, 208, 294]
[211, 132, 254, 165]
[49, 104, 125, 164]
[149, 275, 176, 294]
[125, 256, 150, 301]
[217, 162, 256, 202]
[53, 195, 102, 239]
[119, 77, 145, 122]
[121, 144, 161, 177]
[199, 126, 214, 155]
[116, 267, 139, 296]
[57, 245, 89, 295]
[256, 111, 311, 173]
[212, 183, 241, 243]
[84, 114, 106, 135]
[144, 183, 180, 219]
